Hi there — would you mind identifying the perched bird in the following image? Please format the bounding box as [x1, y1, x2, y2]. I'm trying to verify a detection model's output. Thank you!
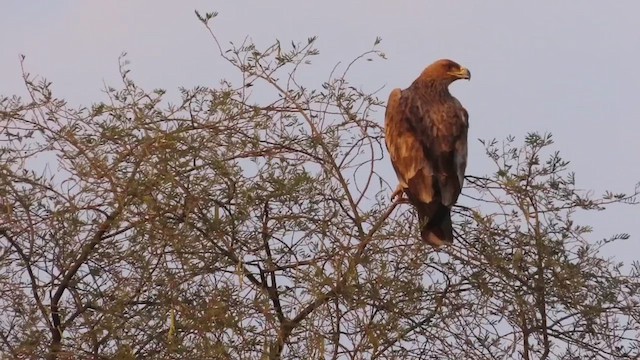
[384, 59, 470, 247]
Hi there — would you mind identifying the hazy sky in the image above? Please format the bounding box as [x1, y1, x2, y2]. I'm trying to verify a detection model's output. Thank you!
[2, 1, 638, 262]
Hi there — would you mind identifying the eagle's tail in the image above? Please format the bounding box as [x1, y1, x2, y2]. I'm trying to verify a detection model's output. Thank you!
[417, 203, 453, 247]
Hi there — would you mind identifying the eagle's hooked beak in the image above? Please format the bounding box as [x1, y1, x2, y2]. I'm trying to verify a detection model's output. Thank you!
[456, 67, 471, 80]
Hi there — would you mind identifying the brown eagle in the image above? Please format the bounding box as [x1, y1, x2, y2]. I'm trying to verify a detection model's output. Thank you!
[384, 59, 470, 247]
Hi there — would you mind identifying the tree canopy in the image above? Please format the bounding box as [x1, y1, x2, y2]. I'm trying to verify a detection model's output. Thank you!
[0, 13, 639, 360]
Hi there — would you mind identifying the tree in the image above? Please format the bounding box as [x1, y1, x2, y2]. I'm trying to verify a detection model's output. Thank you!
[1, 12, 638, 359]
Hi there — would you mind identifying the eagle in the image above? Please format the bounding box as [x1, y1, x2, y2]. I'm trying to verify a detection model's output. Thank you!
[384, 59, 470, 247]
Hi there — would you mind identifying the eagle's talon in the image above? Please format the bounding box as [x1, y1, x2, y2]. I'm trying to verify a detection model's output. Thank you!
[395, 197, 410, 204]
[391, 186, 407, 202]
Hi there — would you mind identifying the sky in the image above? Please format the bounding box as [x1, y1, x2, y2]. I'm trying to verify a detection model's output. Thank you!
[1, 1, 639, 263]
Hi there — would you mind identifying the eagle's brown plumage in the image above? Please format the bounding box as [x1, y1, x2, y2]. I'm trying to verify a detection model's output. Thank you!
[385, 59, 470, 247]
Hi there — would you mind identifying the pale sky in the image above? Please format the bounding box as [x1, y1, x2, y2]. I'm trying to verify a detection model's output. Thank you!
[2, 1, 638, 263]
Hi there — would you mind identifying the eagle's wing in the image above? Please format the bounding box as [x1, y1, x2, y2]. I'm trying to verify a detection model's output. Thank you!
[404, 97, 468, 208]
[454, 106, 469, 191]
[384, 88, 436, 204]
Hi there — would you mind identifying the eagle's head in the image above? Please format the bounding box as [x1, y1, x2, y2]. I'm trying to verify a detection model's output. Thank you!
[421, 59, 471, 84]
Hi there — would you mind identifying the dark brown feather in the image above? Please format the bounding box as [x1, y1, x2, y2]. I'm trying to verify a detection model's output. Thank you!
[385, 59, 469, 247]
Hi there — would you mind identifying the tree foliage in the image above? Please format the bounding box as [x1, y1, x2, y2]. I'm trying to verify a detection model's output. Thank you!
[1, 13, 639, 360]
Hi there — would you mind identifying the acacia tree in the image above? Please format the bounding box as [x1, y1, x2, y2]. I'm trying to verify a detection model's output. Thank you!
[1, 12, 639, 360]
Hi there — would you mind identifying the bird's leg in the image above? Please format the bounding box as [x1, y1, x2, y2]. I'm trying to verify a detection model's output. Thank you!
[390, 185, 403, 200]
[391, 185, 409, 203]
